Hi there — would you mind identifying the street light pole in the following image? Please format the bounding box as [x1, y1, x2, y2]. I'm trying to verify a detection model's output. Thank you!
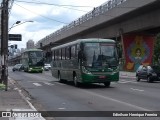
[1, 0, 9, 91]
[8, 20, 34, 32]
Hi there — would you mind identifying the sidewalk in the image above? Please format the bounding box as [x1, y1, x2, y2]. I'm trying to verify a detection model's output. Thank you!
[0, 78, 46, 120]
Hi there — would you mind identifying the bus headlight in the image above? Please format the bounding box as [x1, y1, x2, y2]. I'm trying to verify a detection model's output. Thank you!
[82, 66, 92, 74]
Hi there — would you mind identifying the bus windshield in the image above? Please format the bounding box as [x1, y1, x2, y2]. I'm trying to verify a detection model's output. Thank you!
[83, 43, 118, 68]
[29, 51, 44, 66]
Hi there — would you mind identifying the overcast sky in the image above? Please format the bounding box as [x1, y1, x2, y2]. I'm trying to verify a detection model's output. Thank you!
[9, 0, 109, 49]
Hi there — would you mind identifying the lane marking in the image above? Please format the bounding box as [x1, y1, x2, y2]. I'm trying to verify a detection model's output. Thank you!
[33, 83, 42, 86]
[119, 80, 137, 84]
[83, 90, 151, 111]
[43, 82, 55, 86]
[131, 88, 144, 92]
[58, 108, 66, 110]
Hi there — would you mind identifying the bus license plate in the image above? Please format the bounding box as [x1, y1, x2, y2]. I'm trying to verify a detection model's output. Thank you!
[99, 76, 106, 79]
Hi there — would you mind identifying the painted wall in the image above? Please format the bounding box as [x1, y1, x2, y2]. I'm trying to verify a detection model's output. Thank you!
[123, 35, 155, 71]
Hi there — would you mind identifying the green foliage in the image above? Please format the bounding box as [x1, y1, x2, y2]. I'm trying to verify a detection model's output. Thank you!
[0, 83, 5, 90]
[153, 33, 160, 64]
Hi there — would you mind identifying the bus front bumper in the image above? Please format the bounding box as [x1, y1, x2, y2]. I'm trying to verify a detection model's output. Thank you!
[81, 72, 119, 83]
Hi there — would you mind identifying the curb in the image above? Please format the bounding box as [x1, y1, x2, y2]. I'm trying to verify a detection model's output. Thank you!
[8, 78, 46, 120]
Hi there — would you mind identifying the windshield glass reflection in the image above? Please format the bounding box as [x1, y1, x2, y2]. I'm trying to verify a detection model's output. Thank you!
[83, 43, 118, 68]
[29, 51, 44, 66]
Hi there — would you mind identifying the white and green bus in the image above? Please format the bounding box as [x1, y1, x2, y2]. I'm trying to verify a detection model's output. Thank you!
[51, 38, 119, 87]
[21, 49, 44, 73]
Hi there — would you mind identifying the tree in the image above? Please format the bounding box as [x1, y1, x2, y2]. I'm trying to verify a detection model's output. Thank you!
[153, 33, 160, 65]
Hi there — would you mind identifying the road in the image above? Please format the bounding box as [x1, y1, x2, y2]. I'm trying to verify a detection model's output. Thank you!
[8, 67, 160, 120]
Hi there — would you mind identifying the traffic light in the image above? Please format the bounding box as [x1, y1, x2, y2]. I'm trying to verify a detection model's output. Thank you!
[14, 44, 17, 49]
[11, 45, 14, 48]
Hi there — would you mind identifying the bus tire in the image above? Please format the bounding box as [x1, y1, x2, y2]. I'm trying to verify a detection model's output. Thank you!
[73, 74, 79, 87]
[104, 82, 110, 87]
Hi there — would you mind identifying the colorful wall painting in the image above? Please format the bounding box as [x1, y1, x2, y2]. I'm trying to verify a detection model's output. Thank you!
[123, 35, 155, 71]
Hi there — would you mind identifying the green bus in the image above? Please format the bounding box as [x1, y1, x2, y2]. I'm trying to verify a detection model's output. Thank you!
[51, 38, 119, 87]
[21, 49, 44, 73]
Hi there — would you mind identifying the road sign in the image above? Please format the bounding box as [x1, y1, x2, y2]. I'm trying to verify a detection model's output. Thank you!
[9, 34, 22, 41]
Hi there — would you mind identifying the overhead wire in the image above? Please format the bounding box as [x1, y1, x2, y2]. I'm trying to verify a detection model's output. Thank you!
[14, 0, 92, 13]
[12, 1, 115, 26]
[13, 3, 97, 28]
[14, 0, 94, 8]
[14, 3, 69, 24]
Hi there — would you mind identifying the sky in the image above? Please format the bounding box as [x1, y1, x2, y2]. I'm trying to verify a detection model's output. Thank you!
[9, 0, 109, 49]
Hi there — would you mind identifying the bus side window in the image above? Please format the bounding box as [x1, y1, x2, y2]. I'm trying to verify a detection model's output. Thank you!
[78, 50, 82, 61]
[62, 48, 65, 60]
[66, 47, 69, 59]
[59, 49, 62, 60]
[77, 44, 81, 62]
[52, 51, 55, 61]
[55, 50, 59, 60]
[71, 45, 76, 59]
[65, 48, 67, 60]
[76, 44, 80, 58]
[66, 47, 71, 59]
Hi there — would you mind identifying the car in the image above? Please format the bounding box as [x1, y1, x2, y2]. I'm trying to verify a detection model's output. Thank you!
[136, 65, 160, 82]
[12, 64, 23, 72]
[43, 64, 51, 71]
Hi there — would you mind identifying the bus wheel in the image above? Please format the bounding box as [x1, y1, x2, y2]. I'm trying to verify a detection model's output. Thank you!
[104, 82, 110, 87]
[73, 75, 79, 87]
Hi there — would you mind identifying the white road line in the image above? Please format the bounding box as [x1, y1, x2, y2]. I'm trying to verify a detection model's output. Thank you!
[119, 80, 137, 84]
[131, 88, 144, 92]
[33, 83, 42, 87]
[58, 108, 66, 110]
[83, 90, 151, 111]
[43, 82, 54, 86]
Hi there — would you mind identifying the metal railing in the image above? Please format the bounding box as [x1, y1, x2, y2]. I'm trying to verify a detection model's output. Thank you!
[35, 0, 127, 48]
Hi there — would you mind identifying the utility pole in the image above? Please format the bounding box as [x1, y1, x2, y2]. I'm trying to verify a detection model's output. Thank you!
[1, 0, 9, 91]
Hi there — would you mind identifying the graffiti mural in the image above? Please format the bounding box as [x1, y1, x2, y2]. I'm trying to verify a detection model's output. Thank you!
[123, 35, 155, 71]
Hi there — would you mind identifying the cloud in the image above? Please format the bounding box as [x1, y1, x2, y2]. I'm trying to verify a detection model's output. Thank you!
[9, 0, 108, 49]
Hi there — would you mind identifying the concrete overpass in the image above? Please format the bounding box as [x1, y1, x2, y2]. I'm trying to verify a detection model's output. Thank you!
[35, 0, 160, 50]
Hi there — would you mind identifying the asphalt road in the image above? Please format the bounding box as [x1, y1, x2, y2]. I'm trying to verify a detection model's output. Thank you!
[8, 67, 160, 120]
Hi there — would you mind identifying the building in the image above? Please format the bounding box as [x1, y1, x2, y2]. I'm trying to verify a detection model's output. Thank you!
[26, 39, 34, 49]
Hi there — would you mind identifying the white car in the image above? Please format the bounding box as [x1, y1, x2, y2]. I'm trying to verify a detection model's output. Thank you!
[44, 64, 51, 71]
